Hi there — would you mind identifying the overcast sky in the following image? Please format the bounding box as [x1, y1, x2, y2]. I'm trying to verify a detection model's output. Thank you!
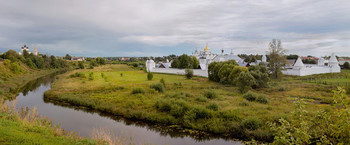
[0, 0, 349, 57]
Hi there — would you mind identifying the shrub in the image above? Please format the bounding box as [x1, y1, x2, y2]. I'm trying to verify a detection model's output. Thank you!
[243, 91, 257, 102]
[69, 72, 86, 78]
[344, 62, 350, 69]
[88, 72, 94, 81]
[237, 71, 256, 93]
[256, 94, 269, 104]
[120, 73, 123, 77]
[154, 99, 172, 112]
[242, 117, 263, 130]
[239, 101, 249, 106]
[195, 96, 207, 102]
[170, 100, 190, 117]
[217, 110, 241, 121]
[243, 91, 269, 104]
[154, 98, 190, 117]
[147, 72, 153, 80]
[185, 106, 212, 120]
[206, 103, 219, 111]
[131, 88, 145, 94]
[148, 88, 157, 94]
[203, 90, 218, 99]
[160, 78, 166, 87]
[150, 83, 164, 93]
[78, 61, 85, 69]
[278, 87, 286, 91]
[185, 69, 194, 79]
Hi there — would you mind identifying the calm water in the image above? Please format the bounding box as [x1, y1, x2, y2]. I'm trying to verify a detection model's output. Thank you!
[11, 75, 241, 145]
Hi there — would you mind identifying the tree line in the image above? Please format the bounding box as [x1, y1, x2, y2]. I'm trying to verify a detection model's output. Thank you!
[0, 50, 68, 71]
[171, 54, 199, 69]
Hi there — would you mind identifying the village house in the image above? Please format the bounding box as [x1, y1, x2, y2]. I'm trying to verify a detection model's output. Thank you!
[70, 57, 85, 61]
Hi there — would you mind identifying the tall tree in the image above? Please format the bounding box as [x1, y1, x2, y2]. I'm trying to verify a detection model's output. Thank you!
[65, 54, 72, 60]
[192, 56, 199, 69]
[267, 39, 287, 79]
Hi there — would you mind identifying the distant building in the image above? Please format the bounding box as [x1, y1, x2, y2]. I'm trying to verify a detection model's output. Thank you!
[158, 59, 171, 68]
[71, 57, 85, 61]
[33, 46, 38, 56]
[282, 53, 340, 76]
[192, 45, 245, 70]
[19, 45, 31, 55]
[121, 57, 130, 61]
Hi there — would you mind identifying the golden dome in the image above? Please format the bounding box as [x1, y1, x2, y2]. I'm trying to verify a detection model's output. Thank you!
[204, 45, 209, 52]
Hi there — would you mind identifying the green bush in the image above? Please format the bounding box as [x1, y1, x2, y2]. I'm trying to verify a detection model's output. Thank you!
[242, 117, 263, 130]
[278, 87, 286, 91]
[203, 90, 218, 99]
[185, 106, 212, 120]
[256, 94, 269, 104]
[195, 96, 207, 102]
[78, 61, 85, 69]
[150, 83, 164, 93]
[120, 73, 123, 77]
[243, 91, 257, 102]
[147, 72, 153, 80]
[217, 110, 241, 121]
[344, 62, 350, 69]
[69, 72, 86, 78]
[185, 69, 194, 79]
[88, 72, 94, 81]
[154, 98, 190, 117]
[131, 88, 145, 94]
[154, 99, 172, 112]
[237, 71, 256, 93]
[243, 91, 269, 104]
[206, 103, 219, 111]
[170, 100, 190, 117]
[239, 101, 249, 106]
[160, 78, 166, 87]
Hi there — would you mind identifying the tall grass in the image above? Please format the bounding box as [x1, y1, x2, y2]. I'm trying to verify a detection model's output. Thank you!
[91, 128, 126, 145]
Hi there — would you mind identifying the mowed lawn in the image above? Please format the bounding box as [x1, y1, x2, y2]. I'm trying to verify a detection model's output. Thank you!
[45, 64, 337, 141]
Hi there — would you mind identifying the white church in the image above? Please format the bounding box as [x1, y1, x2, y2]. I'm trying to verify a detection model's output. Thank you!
[192, 45, 246, 70]
[282, 53, 340, 76]
[18, 45, 38, 56]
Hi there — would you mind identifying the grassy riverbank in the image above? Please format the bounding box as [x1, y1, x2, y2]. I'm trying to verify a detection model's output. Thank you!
[0, 61, 64, 99]
[44, 64, 343, 142]
[0, 61, 112, 145]
[0, 100, 98, 145]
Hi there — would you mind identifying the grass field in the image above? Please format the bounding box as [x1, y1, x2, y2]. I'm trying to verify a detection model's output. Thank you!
[43, 64, 347, 142]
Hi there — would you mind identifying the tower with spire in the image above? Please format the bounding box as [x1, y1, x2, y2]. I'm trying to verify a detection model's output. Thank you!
[34, 46, 38, 56]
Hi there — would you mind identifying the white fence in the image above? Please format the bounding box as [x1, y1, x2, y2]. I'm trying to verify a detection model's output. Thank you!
[150, 68, 208, 77]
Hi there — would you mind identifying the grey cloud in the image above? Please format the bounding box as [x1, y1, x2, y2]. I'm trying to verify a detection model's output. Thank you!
[0, 0, 349, 57]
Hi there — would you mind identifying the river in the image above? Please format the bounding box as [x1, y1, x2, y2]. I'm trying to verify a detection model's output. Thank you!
[11, 74, 241, 145]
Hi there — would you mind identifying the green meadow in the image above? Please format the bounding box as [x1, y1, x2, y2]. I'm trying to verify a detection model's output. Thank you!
[44, 64, 344, 142]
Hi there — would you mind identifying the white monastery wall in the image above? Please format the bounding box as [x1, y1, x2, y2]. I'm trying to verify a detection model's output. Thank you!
[150, 68, 208, 77]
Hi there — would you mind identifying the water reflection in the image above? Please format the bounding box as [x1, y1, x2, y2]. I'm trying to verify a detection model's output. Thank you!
[13, 74, 241, 145]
